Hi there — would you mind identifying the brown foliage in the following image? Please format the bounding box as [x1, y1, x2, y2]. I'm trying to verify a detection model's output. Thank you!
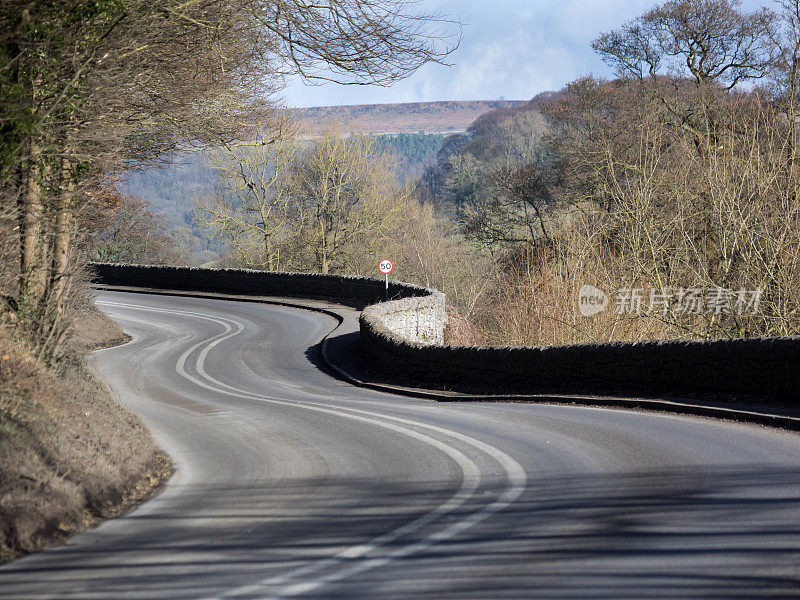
[449, 0, 800, 345]
[87, 186, 183, 266]
[0, 309, 163, 561]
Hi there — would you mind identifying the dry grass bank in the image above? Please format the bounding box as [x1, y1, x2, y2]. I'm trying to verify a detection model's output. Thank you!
[0, 305, 170, 563]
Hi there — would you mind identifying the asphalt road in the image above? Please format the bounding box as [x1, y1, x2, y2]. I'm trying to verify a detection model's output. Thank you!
[3, 290, 800, 599]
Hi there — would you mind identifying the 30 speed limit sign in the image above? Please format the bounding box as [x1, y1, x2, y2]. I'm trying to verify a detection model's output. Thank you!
[378, 259, 394, 274]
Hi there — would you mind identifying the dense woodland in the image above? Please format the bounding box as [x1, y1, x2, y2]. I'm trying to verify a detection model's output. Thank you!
[5, 0, 800, 355]
[115, 132, 446, 265]
[428, 0, 800, 344]
[292, 100, 526, 134]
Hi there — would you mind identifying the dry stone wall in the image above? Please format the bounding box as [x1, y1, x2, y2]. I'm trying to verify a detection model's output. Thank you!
[89, 263, 446, 344]
[90, 263, 799, 402]
[361, 295, 446, 344]
[90, 263, 433, 310]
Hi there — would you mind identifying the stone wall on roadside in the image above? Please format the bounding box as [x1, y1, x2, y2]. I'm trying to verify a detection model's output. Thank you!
[91, 262, 799, 402]
[89, 262, 446, 344]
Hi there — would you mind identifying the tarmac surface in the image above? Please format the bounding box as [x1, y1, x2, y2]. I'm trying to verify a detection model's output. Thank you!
[2, 290, 800, 599]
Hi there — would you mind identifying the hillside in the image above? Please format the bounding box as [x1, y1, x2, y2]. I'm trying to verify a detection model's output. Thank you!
[117, 132, 448, 264]
[116, 99, 532, 265]
[291, 100, 527, 135]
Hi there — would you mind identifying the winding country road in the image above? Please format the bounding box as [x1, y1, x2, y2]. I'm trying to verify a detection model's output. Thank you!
[3, 290, 800, 599]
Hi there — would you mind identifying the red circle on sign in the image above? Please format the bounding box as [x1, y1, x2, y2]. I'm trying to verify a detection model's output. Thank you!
[378, 259, 394, 274]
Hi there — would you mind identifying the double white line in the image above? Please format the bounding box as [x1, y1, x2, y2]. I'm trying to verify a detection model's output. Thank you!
[98, 299, 527, 599]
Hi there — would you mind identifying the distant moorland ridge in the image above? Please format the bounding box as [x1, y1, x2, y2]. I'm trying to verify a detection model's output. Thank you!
[289, 100, 527, 134]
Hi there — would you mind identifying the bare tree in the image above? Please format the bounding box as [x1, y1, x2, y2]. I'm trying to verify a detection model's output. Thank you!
[540, 67, 800, 340]
[252, 0, 460, 85]
[594, 0, 776, 89]
[88, 189, 182, 266]
[196, 131, 302, 271]
[767, 0, 800, 166]
[593, 0, 777, 157]
[289, 126, 402, 274]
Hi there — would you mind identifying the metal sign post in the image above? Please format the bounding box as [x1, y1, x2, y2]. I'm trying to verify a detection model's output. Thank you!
[378, 259, 394, 301]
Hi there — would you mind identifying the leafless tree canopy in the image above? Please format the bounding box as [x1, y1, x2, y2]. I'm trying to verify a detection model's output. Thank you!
[593, 0, 777, 88]
[421, 0, 800, 344]
[0, 0, 458, 359]
[258, 0, 460, 85]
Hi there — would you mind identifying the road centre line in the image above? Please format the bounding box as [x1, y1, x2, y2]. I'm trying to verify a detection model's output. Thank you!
[97, 300, 527, 598]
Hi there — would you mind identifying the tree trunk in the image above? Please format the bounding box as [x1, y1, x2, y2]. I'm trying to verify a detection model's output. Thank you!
[264, 231, 274, 270]
[50, 157, 74, 311]
[19, 139, 47, 306]
[788, 56, 798, 172]
[319, 216, 329, 274]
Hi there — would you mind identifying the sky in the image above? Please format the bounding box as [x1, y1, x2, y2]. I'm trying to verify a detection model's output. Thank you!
[280, 0, 769, 108]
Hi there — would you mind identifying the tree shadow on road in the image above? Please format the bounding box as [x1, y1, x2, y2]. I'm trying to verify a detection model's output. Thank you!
[2, 465, 800, 598]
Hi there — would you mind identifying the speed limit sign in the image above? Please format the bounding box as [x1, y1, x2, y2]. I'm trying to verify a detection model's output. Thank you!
[379, 259, 393, 300]
[378, 259, 394, 274]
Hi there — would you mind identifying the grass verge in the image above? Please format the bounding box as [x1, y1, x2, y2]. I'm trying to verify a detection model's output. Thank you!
[0, 305, 171, 563]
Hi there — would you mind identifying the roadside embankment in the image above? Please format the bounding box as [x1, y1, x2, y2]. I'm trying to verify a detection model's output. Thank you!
[0, 305, 169, 563]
